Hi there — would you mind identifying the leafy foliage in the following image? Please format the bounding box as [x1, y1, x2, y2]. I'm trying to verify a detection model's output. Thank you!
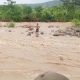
[7, 22, 15, 28]
[0, 0, 80, 22]
[72, 19, 80, 27]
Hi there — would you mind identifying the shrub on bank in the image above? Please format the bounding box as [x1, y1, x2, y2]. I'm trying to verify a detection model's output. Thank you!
[72, 19, 80, 28]
[7, 22, 15, 28]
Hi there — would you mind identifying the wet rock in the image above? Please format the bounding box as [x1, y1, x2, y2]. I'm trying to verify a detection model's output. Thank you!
[8, 30, 12, 32]
[53, 30, 65, 36]
[53, 33, 60, 36]
[40, 32, 44, 35]
[27, 32, 32, 36]
[22, 25, 28, 28]
[65, 27, 80, 37]
[31, 31, 34, 34]
[51, 27, 80, 37]
[35, 72, 69, 80]
[75, 32, 80, 37]
[28, 26, 34, 31]
[48, 25, 54, 28]
[53, 33, 64, 36]
[76, 29, 80, 32]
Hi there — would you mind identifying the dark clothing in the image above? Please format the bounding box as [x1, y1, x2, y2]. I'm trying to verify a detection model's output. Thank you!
[35, 24, 40, 37]
[36, 28, 39, 32]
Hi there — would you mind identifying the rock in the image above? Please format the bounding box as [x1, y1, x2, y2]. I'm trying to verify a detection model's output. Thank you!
[65, 31, 74, 36]
[53, 33, 60, 36]
[27, 32, 32, 36]
[28, 27, 34, 31]
[65, 27, 80, 37]
[22, 25, 28, 28]
[8, 30, 12, 32]
[40, 32, 44, 35]
[75, 28, 80, 32]
[53, 30, 65, 36]
[31, 31, 34, 34]
[75, 32, 80, 37]
[48, 25, 54, 28]
[64, 27, 75, 36]
[76, 29, 80, 32]
[50, 26, 80, 37]
[35, 72, 69, 80]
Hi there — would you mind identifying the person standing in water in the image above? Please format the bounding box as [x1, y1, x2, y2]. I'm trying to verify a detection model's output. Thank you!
[35, 23, 40, 37]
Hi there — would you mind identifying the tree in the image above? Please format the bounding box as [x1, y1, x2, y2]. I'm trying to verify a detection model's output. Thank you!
[2, 0, 22, 21]
[61, 0, 80, 6]
[41, 8, 54, 22]
[60, 0, 76, 20]
[22, 6, 32, 21]
[34, 6, 43, 21]
[4, 0, 16, 7]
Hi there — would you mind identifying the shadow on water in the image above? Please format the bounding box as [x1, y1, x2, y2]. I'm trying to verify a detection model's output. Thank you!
[35, 71, 69, 80]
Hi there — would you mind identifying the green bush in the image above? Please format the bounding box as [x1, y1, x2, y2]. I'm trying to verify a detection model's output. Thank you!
[8, 22, 15, 28]
[72, 19, 80, 27]
[0, 0, 80, 22]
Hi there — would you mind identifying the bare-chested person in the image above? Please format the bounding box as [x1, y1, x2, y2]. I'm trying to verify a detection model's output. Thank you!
[35, 23, 40, 37]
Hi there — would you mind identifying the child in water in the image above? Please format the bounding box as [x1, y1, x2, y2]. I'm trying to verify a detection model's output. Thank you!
[35, 23, 40, 37]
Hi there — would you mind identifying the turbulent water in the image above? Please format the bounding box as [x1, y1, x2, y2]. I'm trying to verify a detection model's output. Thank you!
[0, 22, 80, 80]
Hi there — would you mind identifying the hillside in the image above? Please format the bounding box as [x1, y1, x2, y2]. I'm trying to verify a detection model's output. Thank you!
[22, 0, 62, 8]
